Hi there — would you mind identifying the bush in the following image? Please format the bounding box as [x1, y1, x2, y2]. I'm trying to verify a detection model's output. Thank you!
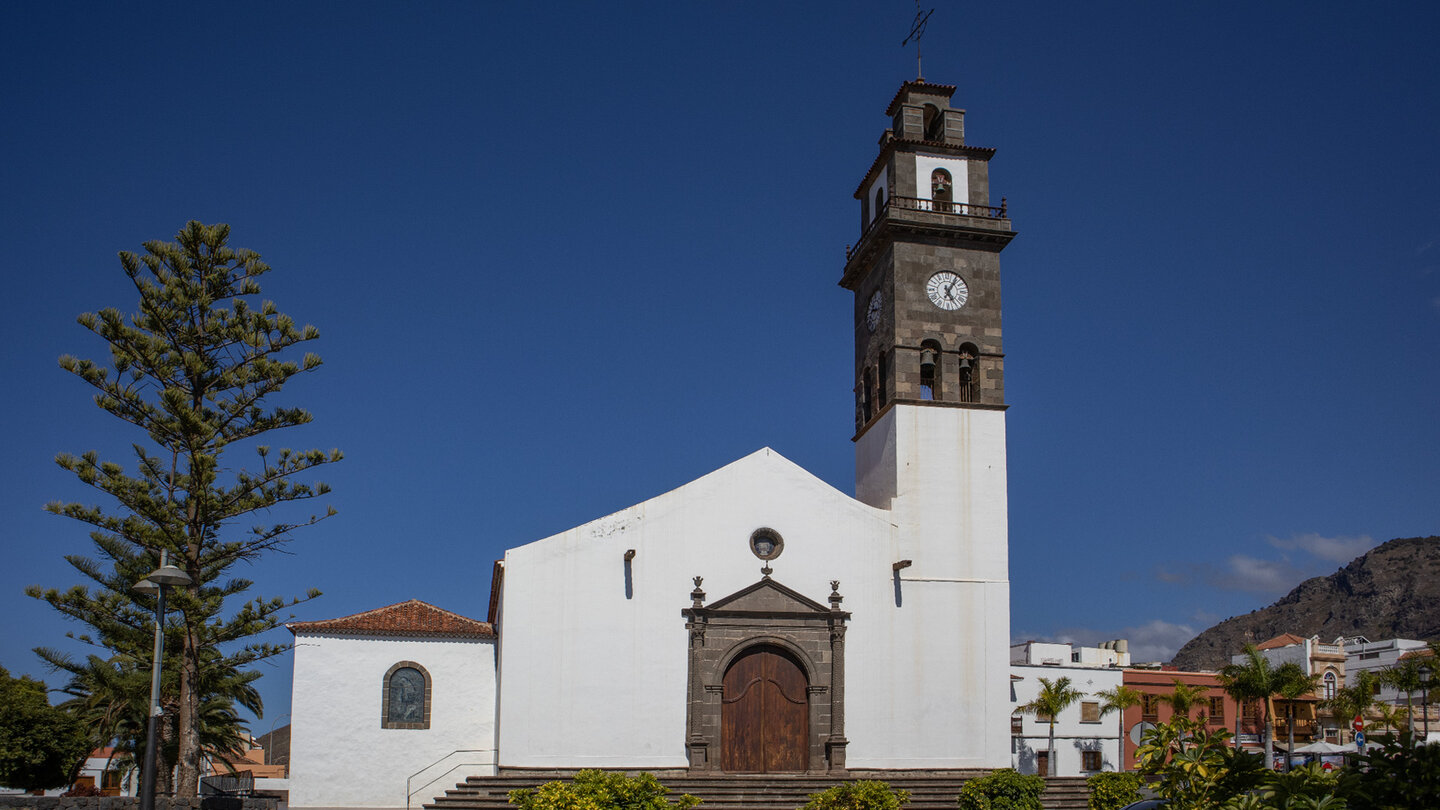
[1339, 731, 1440, 810]
[508, 770, 700, 810]
[956, 769, 1045, 810]
[801, 781, 910, 810]
[1086, 772, 1141, 810]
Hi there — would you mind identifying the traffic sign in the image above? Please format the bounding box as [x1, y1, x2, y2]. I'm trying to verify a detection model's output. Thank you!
[1353, 715, 1364, 732]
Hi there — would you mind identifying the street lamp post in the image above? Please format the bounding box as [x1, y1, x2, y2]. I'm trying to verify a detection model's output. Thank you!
[1420, 664, 1433, 743]
[132, 552, 192, 810]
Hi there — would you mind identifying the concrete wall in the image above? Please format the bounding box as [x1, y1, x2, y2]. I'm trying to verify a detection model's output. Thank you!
[289, 634, 496, 809]
[1011, 665, 1123, 776]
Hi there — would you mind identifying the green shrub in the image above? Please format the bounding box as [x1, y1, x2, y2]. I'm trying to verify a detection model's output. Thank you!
[956, 769, 1045, 810]
[1086, 771, 1142, 810]
[800, 780, 910, 810]
[508, 770, 700, 810]
[1338, 730, 1440, 810]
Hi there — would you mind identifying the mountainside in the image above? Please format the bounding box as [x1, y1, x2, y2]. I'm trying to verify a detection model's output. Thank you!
[1170, 536, 1440, 671]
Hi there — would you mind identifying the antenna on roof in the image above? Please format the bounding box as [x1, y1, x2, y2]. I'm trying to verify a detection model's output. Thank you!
[902, 0, 936, 82]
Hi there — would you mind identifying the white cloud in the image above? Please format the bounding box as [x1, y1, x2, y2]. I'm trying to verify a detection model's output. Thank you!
[1012, 618, 1199, 666]
[1207, 554, 1308, 595]
[1267, 532, 1377, 563]
[1122, 619, 1200, 663]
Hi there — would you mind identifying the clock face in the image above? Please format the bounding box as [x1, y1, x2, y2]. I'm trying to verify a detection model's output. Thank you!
[866, 291, 883, 331]
[925, 271, 969, 311]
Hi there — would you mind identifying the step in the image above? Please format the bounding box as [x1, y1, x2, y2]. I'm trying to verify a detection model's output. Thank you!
[424, 774, 1091, 810]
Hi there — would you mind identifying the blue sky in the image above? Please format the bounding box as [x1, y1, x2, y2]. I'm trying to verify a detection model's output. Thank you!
[2, 2, 1437, 728]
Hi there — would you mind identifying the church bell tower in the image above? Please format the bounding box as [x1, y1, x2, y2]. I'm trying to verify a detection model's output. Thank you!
[840, 80, 1015, 767]
[841, 80, 1015, 429]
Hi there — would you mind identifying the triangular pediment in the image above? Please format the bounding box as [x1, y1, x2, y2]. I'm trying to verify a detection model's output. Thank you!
[702, 577, 832, 615]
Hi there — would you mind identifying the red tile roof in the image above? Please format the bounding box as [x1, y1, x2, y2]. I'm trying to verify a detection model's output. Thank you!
[1256, 633, 1308, 650]
[287, 599, 494, 639]
[885, 80, 958, 116]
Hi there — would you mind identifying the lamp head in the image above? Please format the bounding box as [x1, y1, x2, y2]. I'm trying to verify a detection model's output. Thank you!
[145, 563, 193, 587]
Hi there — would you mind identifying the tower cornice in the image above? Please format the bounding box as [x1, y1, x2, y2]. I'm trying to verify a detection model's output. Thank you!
[840, 215, 1015, 291]
[883, 80, 959, 115]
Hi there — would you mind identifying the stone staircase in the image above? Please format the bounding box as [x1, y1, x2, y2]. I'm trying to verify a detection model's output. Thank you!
[423, 773, 1091, 810]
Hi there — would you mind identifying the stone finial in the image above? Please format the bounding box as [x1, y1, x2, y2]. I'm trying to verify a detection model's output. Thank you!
[761, 564, 773, 579]
[829, 580, 844, 609]
[691, 577, 705, 608]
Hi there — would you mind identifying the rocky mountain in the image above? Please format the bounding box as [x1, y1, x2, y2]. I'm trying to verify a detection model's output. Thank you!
[1170, 536, 1440, 671]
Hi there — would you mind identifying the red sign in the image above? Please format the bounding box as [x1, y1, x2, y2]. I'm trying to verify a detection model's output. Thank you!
[1352, 715, 1364, 732]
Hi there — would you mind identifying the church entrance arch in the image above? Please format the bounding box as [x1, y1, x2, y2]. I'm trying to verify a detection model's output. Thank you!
[682, 576, 849, 773]
[721, 645, 809, 772]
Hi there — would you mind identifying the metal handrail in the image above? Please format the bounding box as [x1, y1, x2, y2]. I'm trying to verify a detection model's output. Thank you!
[406, 749, 497, 810]
[847, 195, 1009, 260]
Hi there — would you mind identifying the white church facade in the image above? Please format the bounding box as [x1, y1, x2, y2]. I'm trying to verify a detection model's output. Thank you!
[287, 80, 1023, 808]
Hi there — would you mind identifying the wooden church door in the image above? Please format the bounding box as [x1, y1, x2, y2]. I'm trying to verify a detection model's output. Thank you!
[721, 646, 809, 772]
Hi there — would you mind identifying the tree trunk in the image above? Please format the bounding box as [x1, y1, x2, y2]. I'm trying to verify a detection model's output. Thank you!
[175, 631, 201, 796]
[1263, 698, 1275, 770]
[1048, 721, 1056, 777]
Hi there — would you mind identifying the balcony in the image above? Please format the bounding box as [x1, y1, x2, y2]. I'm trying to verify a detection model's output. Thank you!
[846, 195, 1011, 261]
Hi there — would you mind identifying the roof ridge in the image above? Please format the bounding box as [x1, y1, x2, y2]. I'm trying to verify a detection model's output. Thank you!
[288, 598, 494, 638]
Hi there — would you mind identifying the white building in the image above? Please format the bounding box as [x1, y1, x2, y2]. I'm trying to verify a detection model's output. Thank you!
[287, 601, 497, 810]
[289, 79, 1021, 808]
[1009, 642, 1126, 777]
[1345, 637, 1431, 705]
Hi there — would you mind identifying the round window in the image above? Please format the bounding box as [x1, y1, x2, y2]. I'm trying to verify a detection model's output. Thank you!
[750, 528, 784, 561]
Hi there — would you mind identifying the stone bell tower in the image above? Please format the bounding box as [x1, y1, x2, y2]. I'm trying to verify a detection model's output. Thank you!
[840, 80, 1015, 767]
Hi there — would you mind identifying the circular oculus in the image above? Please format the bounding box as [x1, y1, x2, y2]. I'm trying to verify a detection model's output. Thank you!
[925, 271, 969, 310]
[749, 527, 784, 561]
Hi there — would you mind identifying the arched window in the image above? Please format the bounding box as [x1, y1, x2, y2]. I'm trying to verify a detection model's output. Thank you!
[382, 661, 432, 729]
[862, 367, 875, 423]
[1323, 671, 1337, 700]
[874, 186, 886, 218]
[877, 352, 888, 407]
[919, 340, 942, 401]
[922, 104, 943, 141]
[931, 169, 954, 213]
[957, 343, 979, 403]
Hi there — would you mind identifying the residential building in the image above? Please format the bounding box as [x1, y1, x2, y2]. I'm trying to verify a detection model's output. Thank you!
[1010, 642, 1126, 775]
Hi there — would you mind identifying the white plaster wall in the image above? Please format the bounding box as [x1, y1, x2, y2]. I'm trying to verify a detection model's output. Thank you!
[496, 440, 1012, 770]
[866, 166, 889, 226]
[289, 634, 496, 810]
[1347, 639, 1428, 704]
[496, 448, 896, 769]
[1010, 664, 1123, 776]
[913, 155, 969, 207]
[855, 405, 1010, 767]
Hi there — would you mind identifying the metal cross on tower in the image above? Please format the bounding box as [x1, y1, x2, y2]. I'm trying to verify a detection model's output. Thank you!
[902, 1, 936, 81]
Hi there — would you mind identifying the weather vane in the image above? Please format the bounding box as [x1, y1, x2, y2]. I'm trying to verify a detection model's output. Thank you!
[902, 1, 936, 81]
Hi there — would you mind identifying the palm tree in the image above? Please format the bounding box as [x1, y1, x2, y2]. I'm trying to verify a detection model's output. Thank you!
[1096, 684, 1143, 771]
[1158, 679, 1211, 723]
[1380, 655, 1426, 735]
[1373, 703, 1408, 735]
[1274, 665, 1320, 772]
[1021, 676, 1085, 777]
[1218, 645, 1317, 770]
[1324, 668, 1379, 746]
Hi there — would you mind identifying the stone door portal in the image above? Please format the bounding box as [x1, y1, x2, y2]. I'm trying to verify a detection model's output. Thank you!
[721, 645, 808, 772]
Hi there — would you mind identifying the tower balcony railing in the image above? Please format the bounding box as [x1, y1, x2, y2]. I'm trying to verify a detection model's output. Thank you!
[847, 195, 1009, 260]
